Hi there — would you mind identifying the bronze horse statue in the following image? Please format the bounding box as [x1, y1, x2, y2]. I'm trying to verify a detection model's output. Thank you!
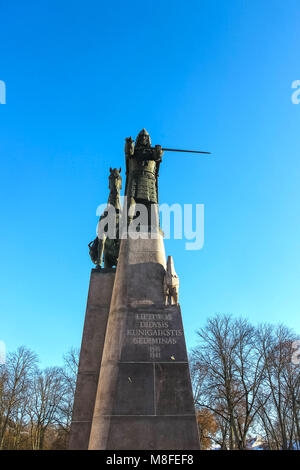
[88, 167, 122, 269]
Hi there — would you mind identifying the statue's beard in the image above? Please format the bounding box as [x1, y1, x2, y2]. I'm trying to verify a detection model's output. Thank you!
[137, 140, 150, 148]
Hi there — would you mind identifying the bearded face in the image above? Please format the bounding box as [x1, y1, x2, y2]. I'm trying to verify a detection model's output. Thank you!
[135, 129, 151, 148]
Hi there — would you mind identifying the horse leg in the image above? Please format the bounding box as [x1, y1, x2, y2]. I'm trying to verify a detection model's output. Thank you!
[97, 235, 106, 268]
[128, 197, 136, 227]
[104, 253, 112, 269]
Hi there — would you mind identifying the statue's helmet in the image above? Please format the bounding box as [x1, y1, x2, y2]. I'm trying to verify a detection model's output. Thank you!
[135, 128, 151, 148]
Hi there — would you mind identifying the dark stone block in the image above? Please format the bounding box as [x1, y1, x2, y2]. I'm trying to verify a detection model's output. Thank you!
[121, 305, 188, 363]
[69, 270, 115, 450]
[71, 372, 98, 421]
[87, 269, 116, 307]
[68, 421, 92, 450]
[155, 363, 195, 415]
[127, 262, 165, 304]
[107, 416, 155, 450]
[106, 416, 199, 450]
[112, 363, 155, 415]
[78, 306, 110, 372]
[153, 415, 200, 450]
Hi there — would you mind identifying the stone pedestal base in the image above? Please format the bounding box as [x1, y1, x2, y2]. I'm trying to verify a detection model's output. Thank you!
[89, 303, 199, 450]
[68, 268, 115, 450]
[88, 235, 200, 450]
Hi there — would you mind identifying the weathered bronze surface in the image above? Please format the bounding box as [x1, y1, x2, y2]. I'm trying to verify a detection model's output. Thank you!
[125, 128, 163, 205]
[88, 168, 122, 269]
[124, 129, 210, 227]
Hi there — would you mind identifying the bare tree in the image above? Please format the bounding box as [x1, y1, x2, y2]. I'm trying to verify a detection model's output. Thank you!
[0, 347, 37, 449]
[256, 324, 300, 449]
[0, 346, 79, 450]
[191, 315, 266, 449]
[54, 348, 79, 447]
[191, 316, 300, 450]
[28, 367, 65, 450]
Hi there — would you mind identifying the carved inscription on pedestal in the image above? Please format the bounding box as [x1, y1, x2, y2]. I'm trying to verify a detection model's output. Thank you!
[121, 306, 188, 362]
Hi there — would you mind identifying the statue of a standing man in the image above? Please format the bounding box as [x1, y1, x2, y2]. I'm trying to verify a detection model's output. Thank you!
[124, 128, 163, 229]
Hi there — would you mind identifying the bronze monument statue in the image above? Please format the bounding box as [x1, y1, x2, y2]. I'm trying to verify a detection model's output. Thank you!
[124, 128, 211, 227]
[89, 129, 210, 264]
[88, 167, 122, 268]
[124, 128, 163, 227]
[164, 255, 179, 305]
[70, 129, 211, 450]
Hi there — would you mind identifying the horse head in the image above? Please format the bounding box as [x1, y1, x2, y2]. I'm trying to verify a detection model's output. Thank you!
[109, 167, 122, 194]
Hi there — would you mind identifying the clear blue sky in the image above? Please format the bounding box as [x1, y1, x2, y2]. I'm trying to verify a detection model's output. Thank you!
[0, 0, 300, 368]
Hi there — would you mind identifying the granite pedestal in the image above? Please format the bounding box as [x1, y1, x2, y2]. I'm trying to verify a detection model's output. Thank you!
[68, 268, 115, 449]
[88, 234, 200, 450]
